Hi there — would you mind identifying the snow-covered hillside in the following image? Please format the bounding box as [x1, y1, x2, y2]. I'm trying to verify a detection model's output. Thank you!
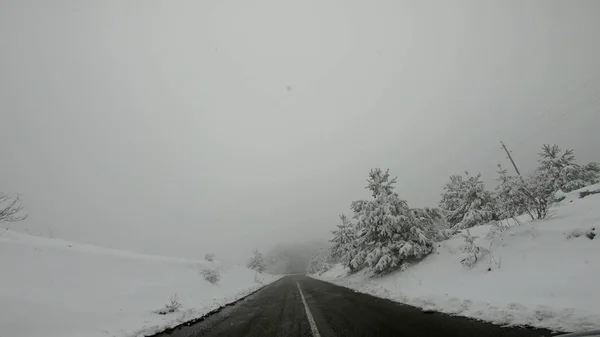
[314, 184, 600, 332]
[0, 232, 280, 337]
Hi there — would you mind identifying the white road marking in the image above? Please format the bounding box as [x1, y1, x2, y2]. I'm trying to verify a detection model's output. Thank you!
[297, 282, 322, 337]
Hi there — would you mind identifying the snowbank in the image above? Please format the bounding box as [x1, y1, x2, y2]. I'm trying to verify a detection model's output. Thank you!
[314, 184, 600, 332]
[0, 231, 281, 337]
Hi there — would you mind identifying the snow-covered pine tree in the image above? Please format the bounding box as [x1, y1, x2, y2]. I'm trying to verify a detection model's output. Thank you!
[537, 144, 600, 193]
[521, 170, 555, 219]
[582, 162, 600, 185]
[306, 247, 331, 275]
[411, 207, 455, 242]
[439, 172, 496, 230]
[330, 214, 357, 272]
[495, 164, 533, 220]
[460, 229, 488, 268]
[247, 249, 266, 273]
[349, 169, 434, 275]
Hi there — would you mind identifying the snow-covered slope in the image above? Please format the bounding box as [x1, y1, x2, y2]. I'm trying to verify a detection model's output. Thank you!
[0, 231, 280, 337]
[315, 184, 600, 332]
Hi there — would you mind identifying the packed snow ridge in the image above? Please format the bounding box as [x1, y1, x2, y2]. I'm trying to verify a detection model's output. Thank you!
[314, 184, 600, 332]
[0, 232, 280, 337]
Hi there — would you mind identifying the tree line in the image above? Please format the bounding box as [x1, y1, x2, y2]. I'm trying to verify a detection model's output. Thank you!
[319, 144, 599, 276]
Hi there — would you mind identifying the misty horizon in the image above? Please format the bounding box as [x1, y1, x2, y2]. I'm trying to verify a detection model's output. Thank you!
[2, 0, 600, 262]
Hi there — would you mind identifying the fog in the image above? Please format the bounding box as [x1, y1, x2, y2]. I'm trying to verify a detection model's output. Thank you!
[1, 0, 599, 263]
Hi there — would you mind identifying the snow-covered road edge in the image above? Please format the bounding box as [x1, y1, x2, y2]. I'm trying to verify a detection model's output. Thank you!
[312, 274, 600, 333]
[131, 275, 284, 337]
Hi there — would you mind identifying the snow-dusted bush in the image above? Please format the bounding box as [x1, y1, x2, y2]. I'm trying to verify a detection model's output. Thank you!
[521, 170, 555, 220]
[492, 167, 554, 221]
[201, 268, 220, 284]
[565, 227, 596, 240]
[155, 294, 182, 315]
[204, 253, 215, 262]
[491, 145, 598, 222]
[485, 220, 513, 240]
[349, 169, 435, 275]
[399, 262, 412, 271]
[412, 207, 456, 242]
[440, 172, 496, 229]
[460, 230, 488, 268]
[495, 165, 532, 219]
[0, 194, 27, 224]
[247, 249, 266, 273]
[537, 144, 599, 193]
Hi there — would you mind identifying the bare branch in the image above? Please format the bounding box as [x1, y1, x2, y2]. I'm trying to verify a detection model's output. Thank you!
[0, 194, 28, 223]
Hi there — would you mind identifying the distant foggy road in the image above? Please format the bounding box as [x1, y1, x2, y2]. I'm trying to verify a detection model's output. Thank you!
[152, 275, 556, 337]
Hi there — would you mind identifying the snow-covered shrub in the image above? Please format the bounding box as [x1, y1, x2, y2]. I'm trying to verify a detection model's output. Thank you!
[349, 169, 434, 275]
[494, 167, 555, 221]
[412, 207, 457, 241]
[440, 172, 496, 229]
[0, 194, 27, 224]
[537, 144, 599, 193]
[485, 220, 513, 240]
[521, 170, 555, 220]
[247, 249, 266, 273]
[201, 268, 220, 284]
[155, 294, 182, 315]
[492, 145, 599, 221]
[565, 227, 596, 240]
[495, 165, 532, 219]
[460, 229, 488, 268]
[204, 253, 215, 262]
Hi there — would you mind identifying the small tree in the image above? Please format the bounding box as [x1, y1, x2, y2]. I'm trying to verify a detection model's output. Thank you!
[247, 249, 266, 273]
[460, 229, 488, 268]
[204, 253, 215, 262]
[582, 162, 600, 184]
[201, 268, 220, 284]
[501, 144, 600, 221]
[521, 170, 554, 219]
[495, 165, 533, 220]
[1, 194, 27, 223]
[306, 248, 330, 274]
[537, 144, 599, 193]
[439, 172, 496, 229]
[411, 207, 455, 242]
[329, 214, 357, 272]
[349, 169, 434, 275]
[155, 294, 182, 315]
[1, 194, 27, 236]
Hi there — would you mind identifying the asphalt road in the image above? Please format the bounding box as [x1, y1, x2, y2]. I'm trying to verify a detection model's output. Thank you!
[152, 275, 557, 337]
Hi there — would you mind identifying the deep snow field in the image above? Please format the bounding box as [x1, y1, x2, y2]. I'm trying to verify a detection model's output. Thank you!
[0, 231, 280, 337]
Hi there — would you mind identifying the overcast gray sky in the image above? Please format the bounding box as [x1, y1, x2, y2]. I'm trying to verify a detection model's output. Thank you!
[1, 0, 599, 261]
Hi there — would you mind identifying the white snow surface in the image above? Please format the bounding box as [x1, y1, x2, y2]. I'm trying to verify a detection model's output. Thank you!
[0, 232, 281, 337]
[314, 184, 600, 333]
